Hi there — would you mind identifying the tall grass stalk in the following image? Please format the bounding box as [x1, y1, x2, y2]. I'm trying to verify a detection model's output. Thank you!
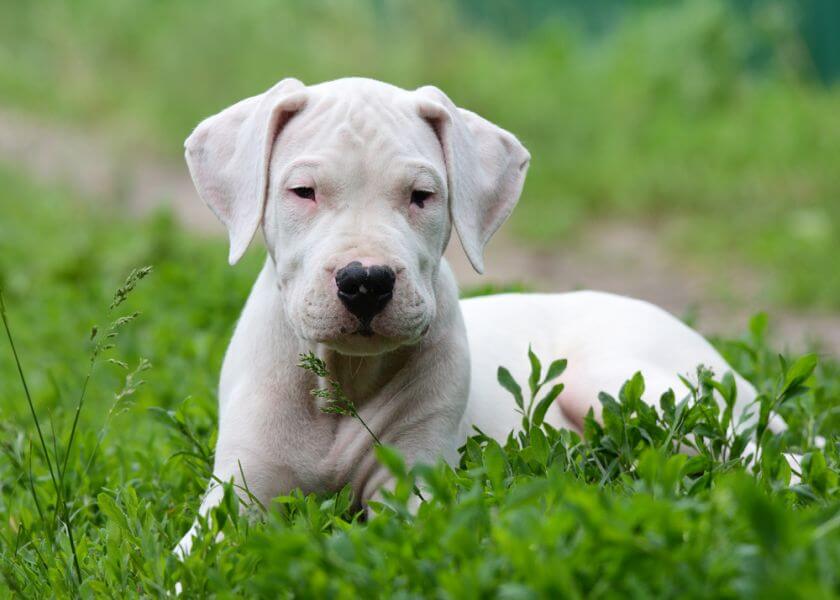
[0, 290, 82, 584]
[0, 266, 152, 589]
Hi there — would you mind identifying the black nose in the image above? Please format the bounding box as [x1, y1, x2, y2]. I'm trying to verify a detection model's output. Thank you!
[335, 261, 396, 328]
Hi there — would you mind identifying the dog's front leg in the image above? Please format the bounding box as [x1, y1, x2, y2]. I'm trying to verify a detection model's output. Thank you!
[174, 436, 284, 558]
[173, 388, 315, 558]
[357, 401, 464, 513]
[355, 346, 470, 511]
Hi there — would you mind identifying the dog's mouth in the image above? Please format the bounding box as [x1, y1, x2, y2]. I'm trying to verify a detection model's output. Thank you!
[318, 319, 430, 356]
[350, 316, 377, 338]
[350, 320, 430, 340]
[337, 322, 376, 338]
[348, 323, 394, 341]
[356, 323, 375, 337]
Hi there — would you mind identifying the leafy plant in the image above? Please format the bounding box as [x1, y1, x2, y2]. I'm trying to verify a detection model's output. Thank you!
[0, 168, 838, 596]
[0, 266, 152, 594]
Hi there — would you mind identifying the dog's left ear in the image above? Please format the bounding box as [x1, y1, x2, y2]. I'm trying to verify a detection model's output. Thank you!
[415, 86, 530, 273]
[185, 78, 307, 265]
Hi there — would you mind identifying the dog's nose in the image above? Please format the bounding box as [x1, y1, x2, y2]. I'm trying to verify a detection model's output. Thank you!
[335, 261, 396, 326]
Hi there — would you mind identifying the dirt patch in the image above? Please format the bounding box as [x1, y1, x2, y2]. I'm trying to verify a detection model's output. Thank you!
[2, 107, 838, 355]
[447, 224, 840, 356]
[0, 108, 218, 234]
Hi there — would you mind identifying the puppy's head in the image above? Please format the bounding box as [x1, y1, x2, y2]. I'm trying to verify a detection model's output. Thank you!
[185, 77, 529, 355]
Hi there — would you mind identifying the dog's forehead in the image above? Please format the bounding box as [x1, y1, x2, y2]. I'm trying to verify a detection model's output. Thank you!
[280, 78, 444, 168]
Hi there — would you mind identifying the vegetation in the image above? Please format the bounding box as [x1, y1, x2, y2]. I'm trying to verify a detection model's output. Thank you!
[1, 0, 839, 307]
[1, 166, 838, 597]
[1, 0, 838, 595]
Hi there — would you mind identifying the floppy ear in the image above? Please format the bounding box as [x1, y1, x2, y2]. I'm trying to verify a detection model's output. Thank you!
[415, 86, 530, 273]
[184, 78, 307, 265]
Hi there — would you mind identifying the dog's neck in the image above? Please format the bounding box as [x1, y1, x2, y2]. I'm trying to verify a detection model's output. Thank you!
[319, 258, 460, 408]
[320, 345, 415, 406]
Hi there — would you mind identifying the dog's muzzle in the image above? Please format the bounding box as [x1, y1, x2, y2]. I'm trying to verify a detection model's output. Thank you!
[335, 261, 395, 334]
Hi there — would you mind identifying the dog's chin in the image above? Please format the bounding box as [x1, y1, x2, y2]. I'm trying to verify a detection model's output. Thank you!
[315, 324, 429, 357]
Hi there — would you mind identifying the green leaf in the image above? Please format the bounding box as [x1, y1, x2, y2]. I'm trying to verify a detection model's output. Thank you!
[214, 500, 228, 531]
[802, 451, 833, 495]
[782, 353, 818, 396]
[583, 407, 603, 441]
[710, 371, 737, 407]
[542, 358, 568, 385]
[527, 345, 541, 397]
[659, 389, 676, 418]
[222, 483, 239, 527]
[483, 440, 507, 489]
[682, 454, 711, 476]
[599, 392, 623, 437]
[464, 437, 484, 467]
[729, 432, 750, 460]
[599, 392, 621, 416]
[532, 383, 564, 428]
[687, 471, 712, 495]
[619, 372, 645, 414]
[375, 444, 406, 477]
[528, 427, 549, 467]
[97, 493, 129, 532]
[749, 312, 768, 341]
[713, 371, 737, 432]
[497, 366, 524, 410]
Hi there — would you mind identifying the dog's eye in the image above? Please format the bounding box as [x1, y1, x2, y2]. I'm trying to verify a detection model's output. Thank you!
[291, 186, 315, 201]
[410, 190, 433, 208]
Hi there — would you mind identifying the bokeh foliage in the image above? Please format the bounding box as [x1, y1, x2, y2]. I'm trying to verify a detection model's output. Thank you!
[1, 0, 839, 306]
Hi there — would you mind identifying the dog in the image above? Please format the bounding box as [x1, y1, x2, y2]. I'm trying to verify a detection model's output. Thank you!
[175, 77, 774, 556]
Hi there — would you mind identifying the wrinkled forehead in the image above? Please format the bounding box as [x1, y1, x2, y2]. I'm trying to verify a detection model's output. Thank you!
[273, 83, 445, 178]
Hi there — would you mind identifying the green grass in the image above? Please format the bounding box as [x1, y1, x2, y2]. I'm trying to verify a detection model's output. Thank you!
[1, 0, 839, 308]
[1, 165, 839, 596]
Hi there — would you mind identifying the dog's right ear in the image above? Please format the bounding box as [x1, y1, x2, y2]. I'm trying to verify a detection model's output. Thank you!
[184, 78, 307, 265]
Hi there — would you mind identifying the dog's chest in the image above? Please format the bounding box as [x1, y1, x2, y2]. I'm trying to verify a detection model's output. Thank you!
[268, 406, 376, 496]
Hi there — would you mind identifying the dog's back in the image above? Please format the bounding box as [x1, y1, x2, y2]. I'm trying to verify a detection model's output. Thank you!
[458, 291, 761, 442]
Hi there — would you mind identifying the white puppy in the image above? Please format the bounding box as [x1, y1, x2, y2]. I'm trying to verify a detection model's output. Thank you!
[176, 77, 764, 555]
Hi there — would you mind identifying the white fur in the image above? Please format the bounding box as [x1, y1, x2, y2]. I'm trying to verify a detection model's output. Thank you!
[175, 78, 768, 557]
[460, 292, 764, 441]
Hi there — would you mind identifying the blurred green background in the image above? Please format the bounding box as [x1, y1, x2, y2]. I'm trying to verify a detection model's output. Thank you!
[0, 0, 838, 319]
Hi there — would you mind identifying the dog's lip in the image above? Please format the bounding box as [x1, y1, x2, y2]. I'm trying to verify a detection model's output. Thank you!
[317, 324, 428, 355]
[345, 325, 413, 343]
[350, 320, 428, 339]
[327, 317, 430, 344]
[355, 323, 375, 337]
